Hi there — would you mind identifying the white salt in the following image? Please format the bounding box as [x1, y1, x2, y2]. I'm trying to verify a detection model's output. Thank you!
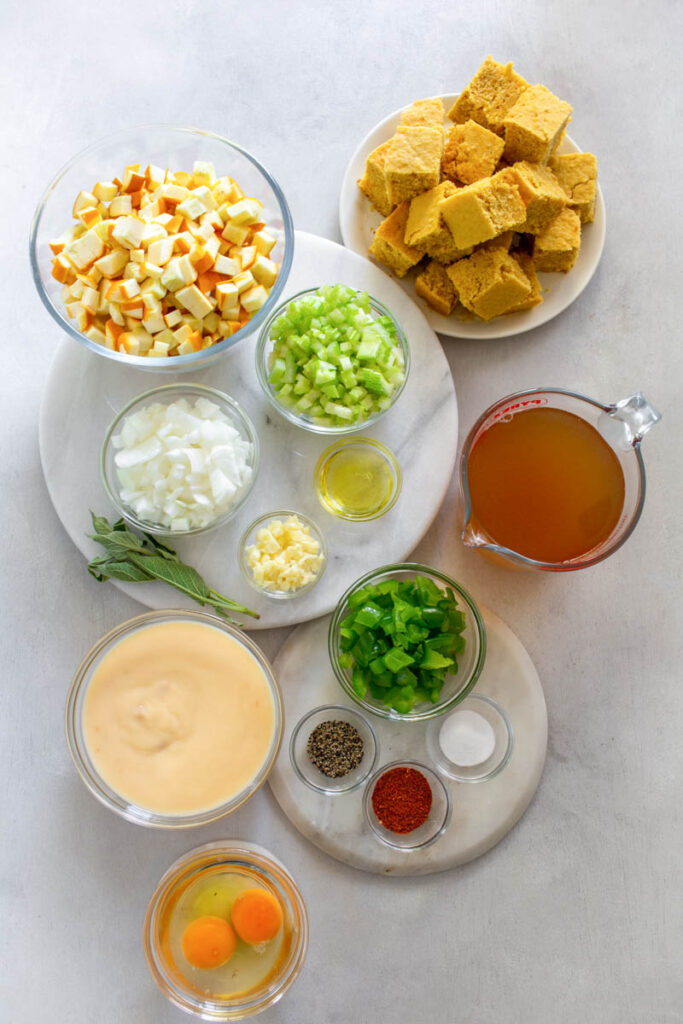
[439, 709, 496, 767]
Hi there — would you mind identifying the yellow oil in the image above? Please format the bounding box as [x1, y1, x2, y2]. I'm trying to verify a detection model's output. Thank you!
[317, 443, 397, 520]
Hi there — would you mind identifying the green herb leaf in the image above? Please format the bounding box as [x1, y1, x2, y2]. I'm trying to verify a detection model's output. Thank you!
[86, 512, 259, 622]
[128, 554, 210, 600]
[140, 531, 180, 561]
[90, 512, 114, 536]
[93, 560, 155, 583]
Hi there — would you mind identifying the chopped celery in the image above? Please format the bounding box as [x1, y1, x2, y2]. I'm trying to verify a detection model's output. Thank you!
[358, 368, 389, 396]
[324, 401, 353, 420]
[266, 284, 405, 427]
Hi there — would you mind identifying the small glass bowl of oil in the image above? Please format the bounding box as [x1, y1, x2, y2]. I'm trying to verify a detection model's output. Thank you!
[314, 437, 402, 521]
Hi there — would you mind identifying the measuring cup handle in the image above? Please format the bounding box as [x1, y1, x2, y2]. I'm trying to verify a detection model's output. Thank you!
[608, 393, 662, 445]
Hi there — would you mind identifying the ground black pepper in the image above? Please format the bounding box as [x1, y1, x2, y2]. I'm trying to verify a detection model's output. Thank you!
[307, 720, 364, 778]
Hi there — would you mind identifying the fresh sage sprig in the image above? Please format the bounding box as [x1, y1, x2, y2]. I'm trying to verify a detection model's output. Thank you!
[86, 512, 259, 621]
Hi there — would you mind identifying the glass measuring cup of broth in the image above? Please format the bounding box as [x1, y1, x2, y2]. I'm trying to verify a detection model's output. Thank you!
[459, 389, 661, 572]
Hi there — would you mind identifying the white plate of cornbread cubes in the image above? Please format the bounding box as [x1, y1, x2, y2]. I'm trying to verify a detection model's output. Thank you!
[339, 57, 606, 339]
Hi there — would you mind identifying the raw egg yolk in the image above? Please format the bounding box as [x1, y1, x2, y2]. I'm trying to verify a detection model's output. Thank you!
[230, 888, 283, 944]
[182, 915, 236, 969]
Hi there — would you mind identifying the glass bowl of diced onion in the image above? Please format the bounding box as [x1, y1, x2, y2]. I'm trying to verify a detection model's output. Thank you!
[238, 510, 327, 599]
[255, 286, 410, 434]
[100, 383, 260, 536]
[29, 124, 294, 372]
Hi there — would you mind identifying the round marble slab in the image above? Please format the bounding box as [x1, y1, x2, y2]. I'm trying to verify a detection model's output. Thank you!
[269, 607, 547, 875]
[39, 230, 457, 630]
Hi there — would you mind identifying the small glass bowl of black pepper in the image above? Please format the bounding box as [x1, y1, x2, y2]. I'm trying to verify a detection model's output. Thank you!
[289, 704, 379, 795]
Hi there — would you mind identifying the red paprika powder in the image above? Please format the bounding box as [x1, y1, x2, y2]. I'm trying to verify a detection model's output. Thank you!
[371, 766, 432, 834]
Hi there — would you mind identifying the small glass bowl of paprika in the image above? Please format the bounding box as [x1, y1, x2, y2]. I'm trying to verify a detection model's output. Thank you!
[363, 759, 451, 851]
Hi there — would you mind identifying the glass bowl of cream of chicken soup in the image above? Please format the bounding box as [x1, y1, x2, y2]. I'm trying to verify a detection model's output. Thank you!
[65, 610, 283, 827]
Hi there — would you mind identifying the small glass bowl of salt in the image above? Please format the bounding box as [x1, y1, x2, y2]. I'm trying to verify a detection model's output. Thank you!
[426, 694, 513, 782]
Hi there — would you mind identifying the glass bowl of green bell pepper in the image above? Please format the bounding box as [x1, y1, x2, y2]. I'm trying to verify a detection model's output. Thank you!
[328, 563, 487, 721]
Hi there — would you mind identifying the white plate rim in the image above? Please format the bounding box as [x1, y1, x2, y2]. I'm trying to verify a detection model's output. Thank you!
[339, 93, 606, 340]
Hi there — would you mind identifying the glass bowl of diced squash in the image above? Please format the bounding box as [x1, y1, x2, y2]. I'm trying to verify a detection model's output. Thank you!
[29, 125, 294, 371]
[328, 563, 487, 721]
[255, 285, 410, 434]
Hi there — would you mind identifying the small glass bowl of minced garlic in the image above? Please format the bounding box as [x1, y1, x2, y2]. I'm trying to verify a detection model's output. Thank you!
[239, 510, 327, 599]
[289, 704, 379, 794]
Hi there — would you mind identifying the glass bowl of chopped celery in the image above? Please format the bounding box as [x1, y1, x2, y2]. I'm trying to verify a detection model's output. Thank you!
[239, 510, 327, 599]
[255, 284, 410, 433]
[30, 124, 294, 372]
[100, 383, 260, 536]
[328, 563, 487, 721]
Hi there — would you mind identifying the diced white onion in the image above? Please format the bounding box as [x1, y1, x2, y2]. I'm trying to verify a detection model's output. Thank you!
[112, 398, 253, 530]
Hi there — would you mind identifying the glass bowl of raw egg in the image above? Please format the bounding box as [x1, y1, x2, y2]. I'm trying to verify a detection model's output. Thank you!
[144, 840, 308, 1019]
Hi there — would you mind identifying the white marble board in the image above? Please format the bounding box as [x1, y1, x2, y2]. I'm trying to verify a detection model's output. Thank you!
[269, 606, 548, 875]
[39, 230, 458, 630]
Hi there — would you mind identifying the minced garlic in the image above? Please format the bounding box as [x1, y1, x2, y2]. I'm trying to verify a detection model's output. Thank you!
[245, 515, 323, 593]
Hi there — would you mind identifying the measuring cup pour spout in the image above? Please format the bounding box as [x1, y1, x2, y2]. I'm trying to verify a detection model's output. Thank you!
[461, 518, 488, 550]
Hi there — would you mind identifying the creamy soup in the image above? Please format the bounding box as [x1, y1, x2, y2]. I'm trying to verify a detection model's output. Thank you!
[83, 621, 276, 814]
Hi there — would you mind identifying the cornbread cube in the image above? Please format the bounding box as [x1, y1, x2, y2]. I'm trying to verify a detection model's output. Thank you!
[442, 120, 504, 184]
[415, 260, 458, 316]
[358, 140, 394, 217]
[446, 248, 532, 321]
[404, 182, 473, 264]
[439, 176, 526, 249]
[403, 184, 473, 264]
[532, 207, 581, 272]
[503, 85, 572, 164]
[404, 181, 456, 246]
[385, 126, 443, 205]
[479, 230, 515, 252]
[495, 162, 567, 233]
[548, 152, 598, 223]
[368, 202, 423, 277]
[448, 57, 529, 134]
[399, 97, 445, 128]
[508, 253, 543, 311]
